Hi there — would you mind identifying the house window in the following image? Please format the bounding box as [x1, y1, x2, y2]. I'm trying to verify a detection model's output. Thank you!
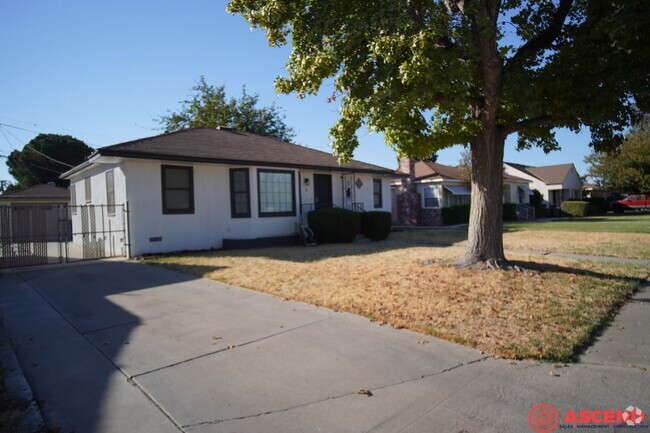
[423, 186, 440, 208]
[70, 184, 77, 215]
[257, 169, 295, 217]
[84, 177, 91, 203]
[230, 168, 251, 218]
[161, 165, 194, 214]
[106, 170, 116, 216]
[373, 179, 383, 208]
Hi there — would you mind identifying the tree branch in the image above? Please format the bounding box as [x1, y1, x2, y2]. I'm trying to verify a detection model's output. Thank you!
[506, 115, 553, 133]
[506, 0, 574, 70]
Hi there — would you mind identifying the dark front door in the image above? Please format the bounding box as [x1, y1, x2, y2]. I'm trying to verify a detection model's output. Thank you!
[313, 174, 333, 209]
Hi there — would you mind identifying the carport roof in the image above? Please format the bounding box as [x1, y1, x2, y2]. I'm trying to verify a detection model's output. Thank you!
[66, 128, 395, 177]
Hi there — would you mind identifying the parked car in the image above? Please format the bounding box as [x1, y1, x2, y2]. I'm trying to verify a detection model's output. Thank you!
[610, 194, 649, 213]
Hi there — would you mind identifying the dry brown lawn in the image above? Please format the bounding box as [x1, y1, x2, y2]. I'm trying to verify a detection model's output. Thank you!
[145, 243, 648, 362]
[389, 229, 650, 259]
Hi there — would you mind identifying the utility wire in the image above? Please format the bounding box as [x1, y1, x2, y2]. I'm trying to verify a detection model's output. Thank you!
[0, 116, 117, 140]
[0, 126, 17, 150]
[0, 121, 99, 148]
[0, 126, 74, 168]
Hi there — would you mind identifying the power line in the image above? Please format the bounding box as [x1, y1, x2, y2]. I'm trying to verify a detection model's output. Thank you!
[0, 126, 74, 168]
[0, 116, 118, 140]
[0, 122, 99, 149]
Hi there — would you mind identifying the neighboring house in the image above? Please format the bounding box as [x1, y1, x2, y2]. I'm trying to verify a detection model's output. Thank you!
[0, 184, 69, 206]
[60, 127, 395, 256]
[503, 162, 582, 207]
[582, 182, 607, 199]
[391, 158, 531, 226]
[0, 184, 70, 244]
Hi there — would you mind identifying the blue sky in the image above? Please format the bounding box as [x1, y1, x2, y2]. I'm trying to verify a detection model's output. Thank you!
[1, 1, 593, 184]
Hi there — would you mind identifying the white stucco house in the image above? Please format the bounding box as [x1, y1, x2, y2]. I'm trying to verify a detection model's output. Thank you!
[503, 162, 582, 207]
[61, 127, 395, 256]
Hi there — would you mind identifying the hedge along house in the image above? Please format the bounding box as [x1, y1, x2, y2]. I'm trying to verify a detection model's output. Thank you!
[392, 158, 532, 226]
[60, 128, 395, 256]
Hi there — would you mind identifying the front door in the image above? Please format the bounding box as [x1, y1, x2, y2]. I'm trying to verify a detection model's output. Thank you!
[313, 174, 333, 209]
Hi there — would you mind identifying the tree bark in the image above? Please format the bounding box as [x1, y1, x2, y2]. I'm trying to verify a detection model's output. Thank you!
[459, 127, 507, 267]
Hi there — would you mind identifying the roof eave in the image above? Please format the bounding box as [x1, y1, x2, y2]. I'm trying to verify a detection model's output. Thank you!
[98, 150, 395, 175]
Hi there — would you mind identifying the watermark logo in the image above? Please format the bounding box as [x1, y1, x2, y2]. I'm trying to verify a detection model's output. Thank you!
[529, 404, 560, 433]
[622, 406, 645, 426]
[528, 404, 646, 431]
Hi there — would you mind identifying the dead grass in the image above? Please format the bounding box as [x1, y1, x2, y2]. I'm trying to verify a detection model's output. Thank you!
[389, 229, 650, 259]
[145, 244, 648, 362]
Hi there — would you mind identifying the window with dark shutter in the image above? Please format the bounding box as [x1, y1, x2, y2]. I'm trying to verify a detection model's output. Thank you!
[161, 165, 194, 214]
[230, 168, 251, 218]
[373, 179, 382, 208]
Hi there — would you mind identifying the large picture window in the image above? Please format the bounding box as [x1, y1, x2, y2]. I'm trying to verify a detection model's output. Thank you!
[106, 170, 115, 216]
[161, 165, 194, 214]
[229, 168, 251, 218]
[373, 179, 383, 208]
[257, 169, 295, 217]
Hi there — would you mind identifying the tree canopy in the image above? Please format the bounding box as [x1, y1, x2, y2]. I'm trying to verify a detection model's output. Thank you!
[585, 117, 650, 194]
[6, 134, 93, 187]
[158, 76, 296, 142]
[228, 0, 650, 266]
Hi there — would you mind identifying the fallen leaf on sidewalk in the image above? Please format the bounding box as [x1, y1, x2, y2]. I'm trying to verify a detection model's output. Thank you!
[358, 389, 373, 397]
[212, 336, 222, 341]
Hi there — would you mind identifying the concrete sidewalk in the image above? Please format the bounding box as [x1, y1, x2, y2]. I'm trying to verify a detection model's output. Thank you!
[0, 261, 647, 433]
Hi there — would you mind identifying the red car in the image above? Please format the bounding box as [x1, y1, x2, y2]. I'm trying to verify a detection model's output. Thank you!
[611, 194, 650, 213]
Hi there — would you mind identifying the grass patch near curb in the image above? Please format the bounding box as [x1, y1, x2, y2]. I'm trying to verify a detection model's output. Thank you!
[0, 368, 27, 433]
[144, 244, 647, 362]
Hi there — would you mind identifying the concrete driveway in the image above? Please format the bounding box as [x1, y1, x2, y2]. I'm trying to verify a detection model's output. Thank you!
[0, 261, 647, 433]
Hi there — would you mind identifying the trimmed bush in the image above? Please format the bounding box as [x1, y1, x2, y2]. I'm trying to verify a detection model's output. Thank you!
[503, 203, 518, 221]
[560, 201, 590, 217]
[442, 204, 471, 225]
[587, 197, 608, 215]
[361, 211, 392, 241]
[534, 204, 547, 219]
[307, 208, 361, 243]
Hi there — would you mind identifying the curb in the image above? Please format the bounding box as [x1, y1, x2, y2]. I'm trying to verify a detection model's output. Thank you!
[0, 318, 46, 433]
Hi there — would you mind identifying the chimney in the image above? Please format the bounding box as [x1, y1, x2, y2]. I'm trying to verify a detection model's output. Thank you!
[397, 157, 417, 193]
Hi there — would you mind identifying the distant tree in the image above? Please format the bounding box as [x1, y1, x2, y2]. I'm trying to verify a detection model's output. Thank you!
[0, 180, 11, 194]
[457, 149, 472, 182]
[585, 118, 650, 194]
[423, 153, 438, 163]
[6, 134, 93, 187]
[158, 76, 296, 142]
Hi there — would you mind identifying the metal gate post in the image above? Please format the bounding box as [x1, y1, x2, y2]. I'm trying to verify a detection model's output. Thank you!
[124, 202, 132, 259]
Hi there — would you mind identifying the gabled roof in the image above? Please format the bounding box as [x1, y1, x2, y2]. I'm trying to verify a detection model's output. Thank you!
[505, 162, 576, 184]
[0, 184, 69, 201]
[77, 128, 394, 176]
[406, 161, 528, 182]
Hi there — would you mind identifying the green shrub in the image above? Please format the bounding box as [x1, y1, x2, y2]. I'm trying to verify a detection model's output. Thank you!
[307, 208, 361, 243]
[530, 189, 544, 205]
[503, 203, 518, 221]
[442, 204, 471, 225]
[361, 211, 392, 241]
[560, 201, 590, 217]
[534, 204, 547, 219]
[586, 197, 608, 215]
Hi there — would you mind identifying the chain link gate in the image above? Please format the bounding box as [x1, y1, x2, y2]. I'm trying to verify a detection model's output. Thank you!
[0, 204, 129, 269]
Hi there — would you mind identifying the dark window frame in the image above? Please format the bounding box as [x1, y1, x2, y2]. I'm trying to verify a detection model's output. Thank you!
[257, 169, 296, 218]
[373, 178, 383, 208]
[229, 168, 251, 218]
[161, 165, 195, 215]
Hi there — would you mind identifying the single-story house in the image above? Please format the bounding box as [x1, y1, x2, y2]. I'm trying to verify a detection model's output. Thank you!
[503, 162, 582, 207]
[60, 127, 395, 256]
[0, 183, 69, 206]
[582, 182, 607, 199]
[391, 158, 532, 226]
[0, 184, 70, 244]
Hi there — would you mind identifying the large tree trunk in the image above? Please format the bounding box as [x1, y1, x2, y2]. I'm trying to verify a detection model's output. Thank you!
[459, 126, 507, 267]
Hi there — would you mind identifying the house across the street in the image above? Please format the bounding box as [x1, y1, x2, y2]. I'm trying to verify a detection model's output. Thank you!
[503, 162, 582, 208]
[391, 158, 532, 226]
[61, 127, 395, 256]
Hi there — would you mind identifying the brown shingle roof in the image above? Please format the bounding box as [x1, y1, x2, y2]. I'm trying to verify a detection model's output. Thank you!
[95, 128, 394, 175]
[0, 184, 69, 201]
[505, 162, 575, 184]
[410, 161, 528, 182]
